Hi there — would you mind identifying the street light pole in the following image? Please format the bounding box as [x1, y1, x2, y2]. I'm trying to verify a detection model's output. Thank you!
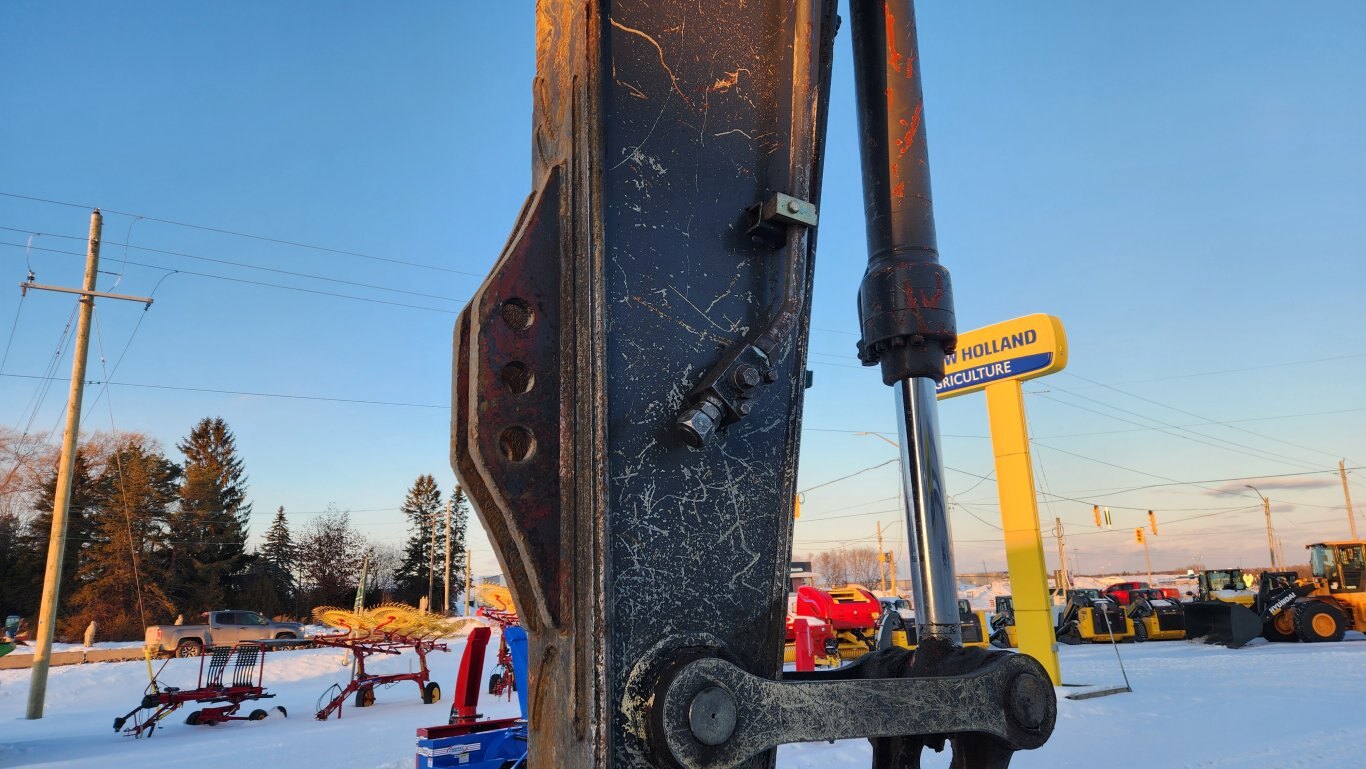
[1246, 484, 1276, 569]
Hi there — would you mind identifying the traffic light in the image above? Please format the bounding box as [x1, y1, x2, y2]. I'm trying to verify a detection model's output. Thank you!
[1148, 510, 1158, 535]
[1093, 505, 1101, 527]
[1104, 507, 1113, 528]
[1135, 527, 1145, 544]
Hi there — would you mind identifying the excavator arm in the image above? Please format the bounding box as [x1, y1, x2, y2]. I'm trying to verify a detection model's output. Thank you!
[450, 2, 1057, 767]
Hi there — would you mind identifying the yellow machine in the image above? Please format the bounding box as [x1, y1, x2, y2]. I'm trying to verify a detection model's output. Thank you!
[1195, 569, 1255, 607]
[1124, 589, 1185, 641]
[1055, 590, 1135, 644]
[1297, 541, 1366, 640]
[876, 599, 991, 651]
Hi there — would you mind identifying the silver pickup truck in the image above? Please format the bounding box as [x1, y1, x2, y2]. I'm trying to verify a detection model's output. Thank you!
[145, 610, 306, 657]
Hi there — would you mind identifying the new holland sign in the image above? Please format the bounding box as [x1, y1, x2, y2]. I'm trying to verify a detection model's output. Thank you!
[936, 314, 1067, 399]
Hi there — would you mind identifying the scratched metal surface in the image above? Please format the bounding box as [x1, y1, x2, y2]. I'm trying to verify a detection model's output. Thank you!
[600, 1, 826, 766]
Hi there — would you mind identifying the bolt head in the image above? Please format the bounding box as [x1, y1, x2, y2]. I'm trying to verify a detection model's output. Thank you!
[786, 199, 801, 214]
[677, 408, 716, 448]
[1007, 673, 1049, 731]
[687, 686, 737, 746]
[737, 401, 752, 416]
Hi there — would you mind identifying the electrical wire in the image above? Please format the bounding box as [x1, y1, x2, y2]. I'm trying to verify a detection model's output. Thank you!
[2, 240, 460, 314]
[0, 226, 460, 303]
[0, 373, 447, 409]
[0, 191, 488, 277]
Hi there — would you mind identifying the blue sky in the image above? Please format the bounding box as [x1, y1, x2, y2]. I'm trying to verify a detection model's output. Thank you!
[2, 2, 1363, 580]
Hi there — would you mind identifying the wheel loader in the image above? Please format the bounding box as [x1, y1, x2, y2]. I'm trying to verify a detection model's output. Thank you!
[1185, 542, 1366, 647]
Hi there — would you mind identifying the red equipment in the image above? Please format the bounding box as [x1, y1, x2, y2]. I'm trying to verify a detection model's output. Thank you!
[793, 585, 882, 630]
[312, 632, 448, 720]
[1105, 581, 1180, 605]
[113, 643, 283, 738]
[474, 606, 518, 699]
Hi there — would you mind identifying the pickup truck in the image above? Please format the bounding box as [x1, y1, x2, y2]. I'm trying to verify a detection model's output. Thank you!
[1103, 581, 1180, 605]
[145, 610, 306, 657]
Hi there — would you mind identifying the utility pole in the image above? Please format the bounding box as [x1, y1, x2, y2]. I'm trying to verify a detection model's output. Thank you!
[875, 522, 888, 593]
[25, 211, 151, 720]
[463, 547, 472, 616]
[443, 498, 453, 614]
[1340, 460, 1358, 540]
[1054, 517, 1069, 589]
[1246, 484, 1276, 569]
[427, 502, 438, 612]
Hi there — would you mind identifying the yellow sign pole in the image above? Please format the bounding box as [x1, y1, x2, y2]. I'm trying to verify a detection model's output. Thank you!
[984, 379, 1060, 684]
[938, 314, 1066, 685]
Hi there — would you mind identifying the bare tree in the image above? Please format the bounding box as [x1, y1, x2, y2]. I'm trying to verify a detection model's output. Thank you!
[843, 547, 883, 588]
[294, 508, 366, 609]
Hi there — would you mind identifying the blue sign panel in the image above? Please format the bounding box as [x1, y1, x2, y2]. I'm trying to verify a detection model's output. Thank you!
[935, 352, 1054, 397]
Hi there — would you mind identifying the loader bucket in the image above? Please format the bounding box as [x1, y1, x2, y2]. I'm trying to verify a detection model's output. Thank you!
[1183, 601, 1263, 648]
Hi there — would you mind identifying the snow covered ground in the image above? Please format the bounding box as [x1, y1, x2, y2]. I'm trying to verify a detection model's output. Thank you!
[3, 632, 1364, 768]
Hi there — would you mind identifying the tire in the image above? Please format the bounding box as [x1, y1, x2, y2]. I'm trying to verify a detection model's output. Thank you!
[249, 709, 268, 721]
[176, 640, 204, 658]
[488, 673, 502, 695]
[1263, 609, 1298, 642]
[1132, 619, 1148, 643]
[275, 632, 297, 640]
[185, 710, 202, 726]
[422, 682, 441, 705]
[1293, 601, 1346, 643]
[355, 686, 376, 708]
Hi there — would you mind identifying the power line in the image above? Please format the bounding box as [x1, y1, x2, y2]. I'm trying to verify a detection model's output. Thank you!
[798, 459, 899, 494]
[1, 225, 461, 303]
[1029, 388, 1322, 471]
[1060, 370, 1356, 467]
[0, 191, 488, 278]
[4, 240, 460, 314]
[0, 372, 447, 409]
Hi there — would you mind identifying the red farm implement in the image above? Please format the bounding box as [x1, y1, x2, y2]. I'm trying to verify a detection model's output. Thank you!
[310, 603, 451, 720]
[475, 605, 519, 700]
[113, 643, 284, 738]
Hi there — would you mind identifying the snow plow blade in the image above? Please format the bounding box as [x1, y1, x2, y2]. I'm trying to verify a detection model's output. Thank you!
[1183, 601, 1262, 648]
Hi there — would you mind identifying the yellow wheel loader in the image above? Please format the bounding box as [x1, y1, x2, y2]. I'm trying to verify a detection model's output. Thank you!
[1185, 543, 1366, 646]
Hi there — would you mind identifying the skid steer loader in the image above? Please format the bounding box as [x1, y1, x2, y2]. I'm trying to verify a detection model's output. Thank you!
[1125, 589, 1185, 641]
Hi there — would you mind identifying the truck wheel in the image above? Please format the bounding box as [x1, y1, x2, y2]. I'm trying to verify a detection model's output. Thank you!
[176, 640, 204, 658]
[1294, 602, 1346, 643]
[422, 682, 441, 704]
[275, 632, 296, 640]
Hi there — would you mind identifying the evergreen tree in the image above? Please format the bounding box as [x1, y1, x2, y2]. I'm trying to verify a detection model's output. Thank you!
[63, 438, 178, 640]
[13, 451, 99, 618]
[258, 505, 295, 604]
[447, 486, 471, 613]
[394, 475, 444, 606]
[171, 417, 251, 612]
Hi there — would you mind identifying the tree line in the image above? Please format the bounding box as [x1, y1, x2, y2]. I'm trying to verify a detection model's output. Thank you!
[0, 420, 469, 641]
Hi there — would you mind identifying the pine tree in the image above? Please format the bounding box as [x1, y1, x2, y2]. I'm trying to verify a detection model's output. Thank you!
[13, 450, 99, 618]
[254, 506, 295, 614]
[64, 438, 178, 640]
[447, 486, 471, 613]
[171, 417, 251, 612]
[395, 475, 444, 606]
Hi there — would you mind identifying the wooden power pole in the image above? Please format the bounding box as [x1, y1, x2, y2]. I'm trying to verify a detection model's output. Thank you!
[464, 547, 472, 616]
[25, 210, 150, 719]
[1340, 460, 1358, 540]
[443, 497, 453, 614]
[1054, 517, 1068, 589]
[875, 522, 888, 593]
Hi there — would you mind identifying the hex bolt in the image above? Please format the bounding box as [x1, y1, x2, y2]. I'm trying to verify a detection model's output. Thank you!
[786, 199, 802, 214]
[733, 365, 761, 389]
[737, 401, 752, 416]
[687, 686, 737, 747]
[763, 369, 778, 383]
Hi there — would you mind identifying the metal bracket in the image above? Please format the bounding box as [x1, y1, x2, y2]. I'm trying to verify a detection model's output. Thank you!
[745, 193, 818, 249]
[647, 643, 1055, 769]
